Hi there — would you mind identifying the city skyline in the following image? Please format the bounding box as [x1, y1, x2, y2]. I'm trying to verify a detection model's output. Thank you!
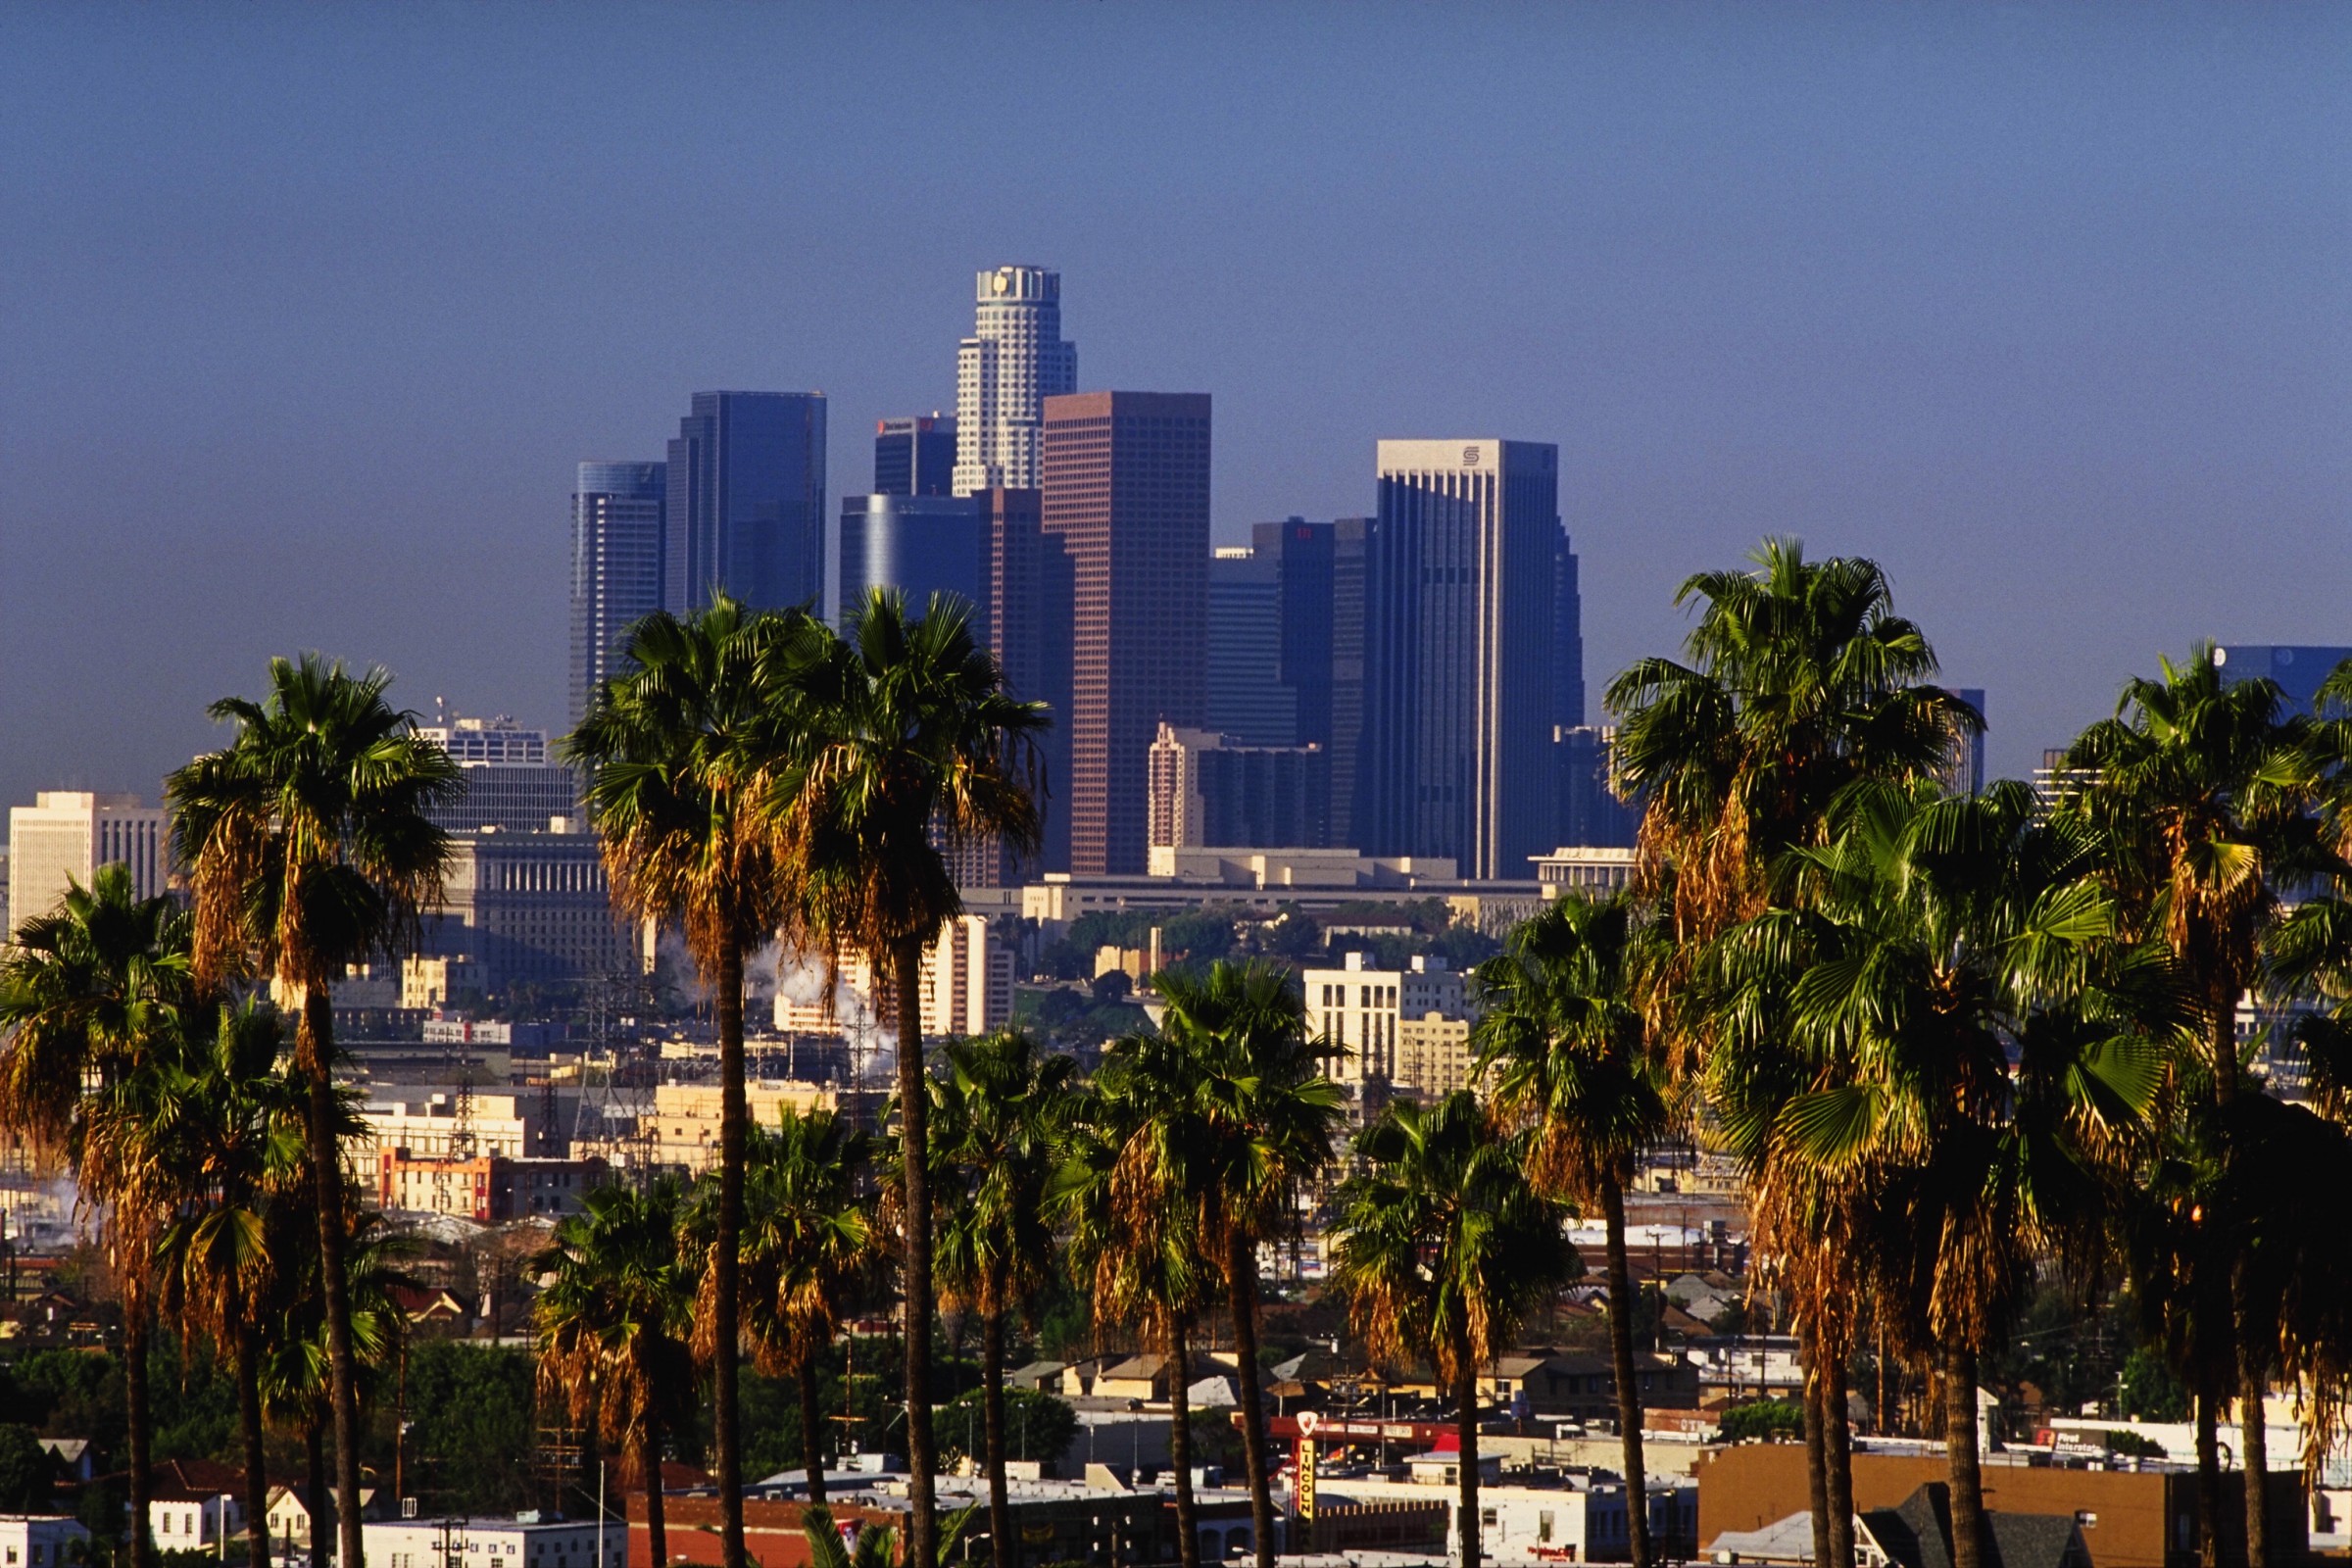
[4, 7, 2346, 811]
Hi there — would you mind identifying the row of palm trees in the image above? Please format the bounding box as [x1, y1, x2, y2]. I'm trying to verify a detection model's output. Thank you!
[0, 867, 410, 1568]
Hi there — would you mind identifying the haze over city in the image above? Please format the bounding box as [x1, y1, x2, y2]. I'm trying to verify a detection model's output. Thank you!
[4, 4, 2346, 808]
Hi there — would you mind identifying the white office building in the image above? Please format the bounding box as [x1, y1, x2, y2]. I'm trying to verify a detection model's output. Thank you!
[7, 792, 169, 928]
[362, 1516, 620, 1568]
[951, 266, 1077, 496]
[1302, 951, 1470, 1085]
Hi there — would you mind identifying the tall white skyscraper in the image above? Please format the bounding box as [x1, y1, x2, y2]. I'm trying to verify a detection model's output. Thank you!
[7, 792, 170, 928]
[952, 266, 1077, 496]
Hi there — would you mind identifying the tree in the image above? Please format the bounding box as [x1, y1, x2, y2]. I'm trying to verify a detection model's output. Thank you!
[1607, 539, 1971, 1568]
[2061, 645, 2336, 1568]
[694, 1107, 875, 1507]
[149, 1000, 312, 1568]
[1754, 779, 2165, 1568]
[1115, 960, 1344, 1568]
[1330, 1094, 1577, 1568]
[1056, 1055, 1215, 1568]
[536, 1180, 699, 1568]
[564, 597, 823, 1568]
[929, 1033, 1077, 1568]
[0, 864, 195, 1568]
[1474, 894, 1671, 1568]
[771, 589, 1048, 1568]
[168, 654, 459, 1568]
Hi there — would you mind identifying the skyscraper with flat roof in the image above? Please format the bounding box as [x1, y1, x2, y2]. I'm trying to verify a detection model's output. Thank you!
[1359, 439, 1559, 880]
[569, 461, 665, 727]
[874, 415, 956, 497]
[1041, 391, 1211, 876]
[664, 391, 826, 615]
[8, 792, 169, 927]
[980, 487, 1075, 876]
[954, 268, 1077, 496]
[1205, 545, 1297, 747]
[2215, 645, 2352, 716]
[1555, 526, 1587, 729]
[834, 494, 984, 633]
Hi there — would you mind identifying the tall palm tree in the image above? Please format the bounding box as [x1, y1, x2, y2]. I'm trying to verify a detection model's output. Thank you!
[928, 1032, 1077, 1568]
[564, 597, 824, 1568]
[1117, 960, 1344, 1568]
[690, 1106, 875, 1507]
[1474, 894, 1674, 1568]
[1754, 779, 2166, 1568]
[770, 589, 1047, 1568]
[168, 653, 460, 1568]
[0, 864, 193, 1568]
[1056, 1059, 1215, 1568]
[150, 1001, 312, 1568]
[536, 1179, 699, 1568]
[1330, 1093, 1577, 1568]
[2061, 645, 2335, 1568]
[1607, 538, 1971, 1568]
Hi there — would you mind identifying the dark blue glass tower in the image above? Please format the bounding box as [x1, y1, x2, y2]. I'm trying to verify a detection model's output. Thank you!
[874, 415, 957, 497]
[834, 494, 984, 634]
[664, 391, 827, 615]
[570, 461, 666, 727]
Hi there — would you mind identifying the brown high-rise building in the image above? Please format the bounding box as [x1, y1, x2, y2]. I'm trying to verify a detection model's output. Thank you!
[1041, 391, 1212, 876]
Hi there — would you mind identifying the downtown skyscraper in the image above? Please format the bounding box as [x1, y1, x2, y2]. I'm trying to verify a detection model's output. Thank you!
[569, 461, 666, 727]
[953, 267, 1077, 496]
[1358, 439, 1560, 880]
[1041, 390, 1211, 876]
[664, 391, 827, 615]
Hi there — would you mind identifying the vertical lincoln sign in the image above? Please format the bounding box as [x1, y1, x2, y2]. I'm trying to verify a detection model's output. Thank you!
[1293, 1410, 1319, 1520]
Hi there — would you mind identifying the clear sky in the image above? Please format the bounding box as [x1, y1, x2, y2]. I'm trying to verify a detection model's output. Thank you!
[3, 4, 2346, 809]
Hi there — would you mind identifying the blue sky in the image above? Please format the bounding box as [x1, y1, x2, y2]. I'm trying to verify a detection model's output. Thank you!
[3, 3, 2346, 806]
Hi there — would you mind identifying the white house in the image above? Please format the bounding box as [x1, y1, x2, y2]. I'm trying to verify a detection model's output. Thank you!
[0, 1517, 91, 1568]
[362, 1516, 622, 1568]
[267, 1486, 379, 1553]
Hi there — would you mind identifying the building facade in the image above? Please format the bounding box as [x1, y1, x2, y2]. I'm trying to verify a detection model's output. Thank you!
[1359, 440, 1560, 880]
[874, 414, 956, 497]
[419, 828, 634, 995]
[1206, 545, 1297, 746]
[953, 266, 1077, 496]
[1041, 390, 1212, 876]
[981, 485, 1075, 875]
[419, 716, 579, 833]
[665, 390, 827, 615]
[7, 792, 169, 928]
[1303, 951, 1469, 1087]
[376, 1150, 607, 1222]
[1147, 723, 1329, 852]
[834, 493, 984, 632]
[0, 1517, 90, 1568]
[1557, 725, 1641, 850]
[1555, 525, 1587, 729]
[568, 461, 665, 728]
[1936, 688, 1987, 797]
[2214, 644, 2352, 716]
[361, 1516, 621, 1568]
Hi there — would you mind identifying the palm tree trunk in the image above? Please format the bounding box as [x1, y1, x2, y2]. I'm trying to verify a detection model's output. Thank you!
[982, 1305, 1014, 1568]
[237, 1320, 271, 1568]
[1599, 1177, 1651, 1568]
[126, 1296, 153, 1568]
[2195, 1382, 2223, 1568]
[712, 937, 747, 1568]
[1826, 1346, 1855, 1568]
[1224, 1231, 1277, 1568]
[799, 1355, 829, 1507]
[893, 935, 940, 1568]
[639, 1414, 667, 1568]
[299, 989, 364, 1568]
[1943, 1344, 1985, 1568]
[1453, 1318, 1482, 1568]
[1800, 1320, 1831, 1568]
[304, 1416, 324, 1565]
[1167, 1316, 1200, 1568]
[2239, 1343, 2269, 1568]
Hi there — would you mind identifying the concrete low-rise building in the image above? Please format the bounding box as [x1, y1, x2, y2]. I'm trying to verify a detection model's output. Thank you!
[363, 1515, 622, 1568]
[377, 1150, 607, 1222]
[0, 1517, 90, 1568]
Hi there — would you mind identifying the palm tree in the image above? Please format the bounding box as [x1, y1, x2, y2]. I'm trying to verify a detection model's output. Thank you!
[1474, 894, 1674, 1568]
[770, 589, 1048, 1568]
[0, 864, 193, 1568]
[1756, 779, 2166, 1568]
[150, 1000, 312, 1568]
[1607, 539, 1971, 1568]
[564, 597, 824, 1568]
[928, 1032, 1077, 1568]
[693, 1106, 875, 1507]
[1116, 960, 1344, 1568]
[1056, 1059, 1215, 1568]
[168, 653, 460, 1568]
[1330, 1093, 1577, 1568]
[2061, 645, 2335, 1568]
[536, 1179, 699, 1568]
